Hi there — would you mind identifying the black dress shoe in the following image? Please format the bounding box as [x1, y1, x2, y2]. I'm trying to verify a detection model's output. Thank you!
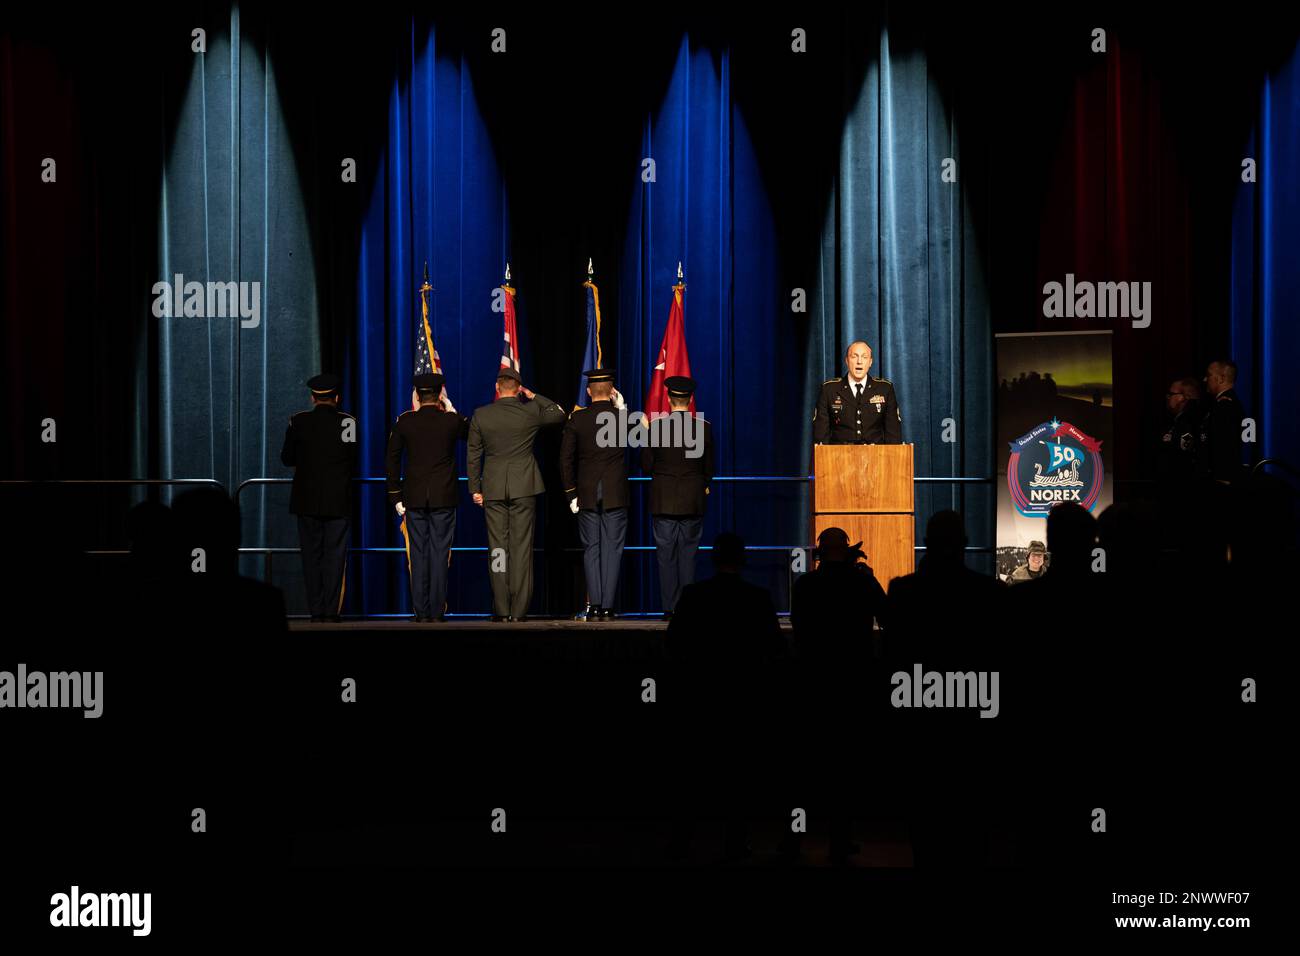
[489, 614, 508, 622]
[509, 614, 528, 623]
[599, 608, 618, 620]
[574, 603, 597, 621]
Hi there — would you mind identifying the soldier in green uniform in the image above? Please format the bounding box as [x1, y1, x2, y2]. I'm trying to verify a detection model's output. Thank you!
[1007, 540, 1047, 584]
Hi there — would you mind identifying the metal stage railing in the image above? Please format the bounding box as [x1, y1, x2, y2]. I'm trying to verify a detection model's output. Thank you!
[4, 475, 997, 616]
[231, 475, 997, 612]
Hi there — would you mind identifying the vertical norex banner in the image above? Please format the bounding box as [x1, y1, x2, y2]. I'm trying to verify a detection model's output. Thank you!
[995, 331, 1113, 583]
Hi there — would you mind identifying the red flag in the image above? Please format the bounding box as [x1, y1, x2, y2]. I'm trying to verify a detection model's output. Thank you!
[647, 282, 694, 419]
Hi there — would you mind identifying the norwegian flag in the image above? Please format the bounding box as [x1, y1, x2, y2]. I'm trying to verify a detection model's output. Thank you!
[495, 268, 520, 399]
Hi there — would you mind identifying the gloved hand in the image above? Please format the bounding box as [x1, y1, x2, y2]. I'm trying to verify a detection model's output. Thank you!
[569, 498, 580, 514]
[395, 501, 406, 516]
[611, 387, 626, 409]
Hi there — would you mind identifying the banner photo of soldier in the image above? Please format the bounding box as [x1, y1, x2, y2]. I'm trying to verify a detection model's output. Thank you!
[995, 330, 1114, 583]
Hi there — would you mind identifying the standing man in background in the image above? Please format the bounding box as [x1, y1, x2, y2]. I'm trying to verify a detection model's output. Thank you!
[1200, 359, 1246, 484]
[281, 373, 357, 622]
[1158, 377, 1202, 483]
[467, 368, 567, 622]
[386, 372, 469, 622]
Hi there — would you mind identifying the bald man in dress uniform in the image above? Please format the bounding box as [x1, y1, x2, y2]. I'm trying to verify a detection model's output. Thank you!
[812, 341, 902, 444]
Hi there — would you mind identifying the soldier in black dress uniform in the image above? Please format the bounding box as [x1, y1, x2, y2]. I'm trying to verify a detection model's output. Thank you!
[561, 369, 630, 620]
[280, 373, 357, 622]
[642, 376, 713, 616]
[812, 341, 903, 444]
[1199, 360, 1246, 484]
[1158, 377, 1202, 483]
[386, 372, 469, 622]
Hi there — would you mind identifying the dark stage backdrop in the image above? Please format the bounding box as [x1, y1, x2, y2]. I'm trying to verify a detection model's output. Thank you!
[4, 4, 1298, 615]
[1232, 37, 1300, 478]
[802, 11, 997, 571]
[346, 16, 510, 618]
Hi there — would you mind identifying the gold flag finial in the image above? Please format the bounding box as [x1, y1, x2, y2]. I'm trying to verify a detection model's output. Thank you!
[505, 262, 512, 282]
[587, 257, 594, 278]
[677, 261, 683, 280]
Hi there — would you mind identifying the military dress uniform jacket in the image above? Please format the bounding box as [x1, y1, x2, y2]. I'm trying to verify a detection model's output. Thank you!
[385, 405, 470, 509]
[280, 404, 358, 516]
[813, 375, 902, 444]
[1199, 388, 1246, 483]
[560, 399, 631, 510]
[467, 393, 568, 500]
[1157, 401, 1201, 481]
[639, 412, 714, 516]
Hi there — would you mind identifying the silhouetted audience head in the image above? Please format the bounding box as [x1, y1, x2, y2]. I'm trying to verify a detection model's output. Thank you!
[126, 500, 177, 581]
[923, 510, 967, 563]
[1045, 502, 1097, 573]
[711, 532, 746, 573]
[815, 527, 862, 564]
[171, 488, 241, 577]
[1096, 501, 1162, 579]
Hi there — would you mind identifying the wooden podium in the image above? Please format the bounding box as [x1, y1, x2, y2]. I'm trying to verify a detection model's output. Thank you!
[812, 444, 915, 589]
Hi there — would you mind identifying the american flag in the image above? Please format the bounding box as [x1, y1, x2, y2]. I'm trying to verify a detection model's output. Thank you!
[415, 267, 450, 409]
[496, 265, 519, 398]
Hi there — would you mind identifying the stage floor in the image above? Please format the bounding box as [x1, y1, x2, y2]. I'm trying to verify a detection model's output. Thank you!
[289, 617, 793, 633]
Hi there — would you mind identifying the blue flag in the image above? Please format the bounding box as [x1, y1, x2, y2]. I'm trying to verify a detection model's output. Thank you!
[576, 277, 602, 409]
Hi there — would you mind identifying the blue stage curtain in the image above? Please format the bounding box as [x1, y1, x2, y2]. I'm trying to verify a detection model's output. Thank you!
[617, 37, 796, 611]
[805, 23, 994, 570]
[1231, 39, 1300, 479]
[151, 5, 319, 568]
[350, 19, 508, 617]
